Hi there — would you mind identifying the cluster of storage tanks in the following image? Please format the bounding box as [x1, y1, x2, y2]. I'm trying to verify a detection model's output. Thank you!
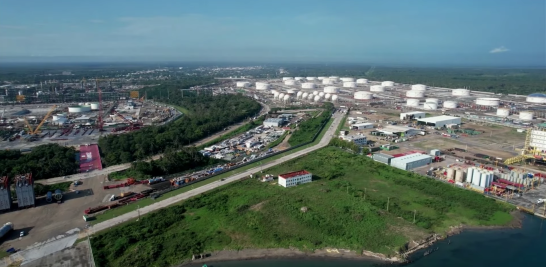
[68, 102, 99, 113]
[370, 85, 385, 92]
[466, 167, 493, 189]
[273, 92, 292, 102]
[446, 167, 467, 183]
[498, 170, 540, 187]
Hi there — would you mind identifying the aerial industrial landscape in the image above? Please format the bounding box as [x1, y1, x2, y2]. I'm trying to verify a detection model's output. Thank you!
[0, 0, 545, 267]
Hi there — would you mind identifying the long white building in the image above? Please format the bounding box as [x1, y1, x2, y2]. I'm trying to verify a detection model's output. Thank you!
[278, 170, 313, 188]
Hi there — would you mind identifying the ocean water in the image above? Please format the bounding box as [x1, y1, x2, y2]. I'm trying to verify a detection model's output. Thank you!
[186, 214, 546, 267]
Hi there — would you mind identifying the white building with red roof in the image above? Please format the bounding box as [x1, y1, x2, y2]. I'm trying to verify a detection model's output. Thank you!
[278, 170, 312, 188]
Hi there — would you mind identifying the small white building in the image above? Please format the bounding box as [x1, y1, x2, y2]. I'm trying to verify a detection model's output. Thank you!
[417, 115, 461, 128]
[352, 123, 374, 130]
[278, 170, 312, 188]
[340, 135, 367, 146]
[400, 111, 426, 120]
[263, 118, 284, 127]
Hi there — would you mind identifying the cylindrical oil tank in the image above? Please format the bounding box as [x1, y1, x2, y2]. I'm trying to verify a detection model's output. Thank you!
[354, 91, 373, 100]
[0, 222, 13, 239]
[443, 101, 457, 109]
[296, 91, 303, 98]
[278, 93, 285, 100]
[331, 95, 338, 101]
[314, 95, 321, 102]
[318, 92, 325, 97]
[406, 99, 420, 107]
[294, 77, 304, 81]
[68, 106, 91, 113]
[452, 89, 471, 96]
[284, 80, 297, 86]
[496, 108, 510, 117]
[324, 86, 340, 94]
[526, 93, 546, 104]
[256, 82, 271, 90]
[271, 89, 278, 95]
[282, 77, 293, 81]
[455, 169, 465, 183]
[381, 81, 394, 87]
[273, 92, 279, 99]
[322, 78, 335, 85]
[370, 85, 385, 92]
[306, 77, 317, 81]
[329, 76, 340, 82]
[340, 77, 355, 82]
[476, 98, 500, 106]
[426, 98, 439, 104]
[46, 191, 53, 202]
[302, 82, 316, 89]
[356, 78, 368, 84]
[54, 189, 62, 200]
[519, 111, 534, 121]
[312, 91, 319, 96]
[307, 94, 315, 100]
[236, 81, 250, 88]
[317, 76, 326, 80]
[283, 95, 291, 102]
[447, 168, 455, 179]
[343, 82, 357, 88]
[411, 84, 427, 91]
[406, 90, 425, 98]
[90, 103, 99, 110]
[302, 92, 309, 99]
[324, 93, 331, 100]
[423, 102, 438, 110]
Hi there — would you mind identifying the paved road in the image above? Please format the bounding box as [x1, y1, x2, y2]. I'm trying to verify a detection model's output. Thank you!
[84, 112, 342, 237]
[42, 102, 270, 186]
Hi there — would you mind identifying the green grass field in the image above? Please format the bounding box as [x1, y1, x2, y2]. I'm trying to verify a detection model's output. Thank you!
[91, 146, 513, 267]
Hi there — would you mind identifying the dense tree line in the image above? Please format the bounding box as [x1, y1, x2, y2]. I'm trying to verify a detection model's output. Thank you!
[0, 144, 78, 180]
[98, 93, 261, 166]
[288, 103, 333, 146]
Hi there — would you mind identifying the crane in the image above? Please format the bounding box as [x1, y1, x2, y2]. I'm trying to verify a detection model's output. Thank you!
[23, 105, 57, 141]
[112, 110, 140, 132]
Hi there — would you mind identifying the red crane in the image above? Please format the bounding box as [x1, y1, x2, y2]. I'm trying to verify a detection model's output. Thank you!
[112, 110, 140, 132]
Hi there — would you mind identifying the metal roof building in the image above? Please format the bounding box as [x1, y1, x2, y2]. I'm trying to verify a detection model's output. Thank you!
[378, 125, 420, 136]
[417, 115, 461, 128]
[400, 111, 426, 120]
[390, 153, 432, 171]
[352, 122, 374, 130]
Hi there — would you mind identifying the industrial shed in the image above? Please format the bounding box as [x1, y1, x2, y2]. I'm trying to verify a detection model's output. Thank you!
[352, 123, 374, 130]
[377, 125, 420, 137]
[400, 111, 425, 120]
[417, 115, 461, 128]
[372, 153, 394, 164]
[390, 153, 432, 171]
[263, 118, 284, 127]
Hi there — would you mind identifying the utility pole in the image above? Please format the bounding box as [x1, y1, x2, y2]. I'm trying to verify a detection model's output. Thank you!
[413, 210, 417, 224]
[387, 197, 390, 212]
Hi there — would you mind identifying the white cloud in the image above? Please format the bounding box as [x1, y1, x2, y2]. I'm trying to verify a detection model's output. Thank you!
[490, 46, 509, 53]
[89, 19, 104, 24]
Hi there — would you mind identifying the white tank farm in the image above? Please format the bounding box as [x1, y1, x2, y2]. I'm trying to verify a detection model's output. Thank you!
[255, 82, 271, 90]
[294, 77, 304, 81]
[236, 81, 251, 88]
[324, 86, 340, 94]
[443, 101, 457, 109]
[314, 95, 321, 102]
[343, 82, 357, 88]
[283, 95, 291, 102]
[273, 92, 279, 99]
[282, 77, 294, 81]
[340, 77, 355, 82]
[301, 82, 316, 89]
[423, 102, 438, 110]
[476, 98, 500, 106]
[317, 76, 326, 80]
[381, 81, 394, 87]
[370, 85, 385, 92]
[411, 84, 427, 91]
[296, 91, 303, 99]
[406, 90, 425, 98]
[302, 92, 309, 99]
[406, 99, 420, 107]
[329, 76, 340, 82]
[68, 106, 91, 113]
[526, 93, 546, 104]
[496, 108, 510, 117]
[356, 78, 368, 84]
[354, 91, 373, 100]
[278, 93, 285, 100]
[90, 103, 99, 110]
[452, 89, 470, 96]
[313, 91, 319, 95]
[519, 111, 534, 121]
[318, 92, 325, 97]
[331, 95, 339, 101]
[426, 98, 439, 104]
[286, 89, 297, 94]
[284, 80, 297, 86]
[322, 78, 335, 85]
[307, 94, 315, 100]
[306, 77, 317, 81]
[324, 93, 331, 100]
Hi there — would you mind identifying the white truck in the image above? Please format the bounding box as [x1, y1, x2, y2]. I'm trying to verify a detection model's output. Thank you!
[537, 199, 546, 204]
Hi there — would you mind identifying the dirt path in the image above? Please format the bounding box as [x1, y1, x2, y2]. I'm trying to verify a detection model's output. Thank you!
[273, 133, 292, 151]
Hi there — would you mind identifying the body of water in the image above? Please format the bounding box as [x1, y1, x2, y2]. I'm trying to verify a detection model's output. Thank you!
[187, 214, 545, 267]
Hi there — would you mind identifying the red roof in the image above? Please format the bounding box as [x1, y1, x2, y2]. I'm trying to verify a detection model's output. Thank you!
[279, 170, 311, 179]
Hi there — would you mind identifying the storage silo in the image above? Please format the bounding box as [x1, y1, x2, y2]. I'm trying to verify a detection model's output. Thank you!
[314, 95, 321, 102]
[283, 95, 291, 102]
[381, 81, 394, 87]
[426, 98, 439, 104]
[324, 93, 331, 100]
[302, 82, 316, 89]
[313, 91, 319, 96]
[519, 111, 534, 121]
[284, 80, 297, 86]
[307, 94, 315, 100]
[318, 92, 325, 97]
[443, 101, 457, 109]
[331, 95, 339, 101]
[452, 89, 470, 96]
[273, 92, 279, 99]
[324, 86, 340, 94]
[479, 172, 487, 188]
[406, 99, 420, 107]
[343, 82, 357, 88]
[472, 169, 481, 186]
[278, 93, 285, 100]
[446, 168, 455, 180]
[356, 78, 368, 84]
[423, 102, 438, 110]
[406, 90, 425, 98]
[354, 91, 373, 100]
[302, 92, 309, 99]
[455, 169, 465, 183]
[340, 77, 355, 82]
[411, 84, 427, 91]
[370, 85, 385, 92]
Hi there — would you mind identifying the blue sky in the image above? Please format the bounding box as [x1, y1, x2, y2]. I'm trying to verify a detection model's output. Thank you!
[0, 0, 544, 66]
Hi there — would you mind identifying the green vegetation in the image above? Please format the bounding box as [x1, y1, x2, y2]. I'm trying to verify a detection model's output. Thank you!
[328, 138, 361, 154]
[34, 181, 72, 196]
[288, 104, 333, 146]
[0, 144, 78, 180]
[92, 147, 513, 267]
[98, 94, 261, 166]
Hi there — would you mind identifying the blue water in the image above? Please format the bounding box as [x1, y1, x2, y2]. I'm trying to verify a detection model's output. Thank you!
[187, 214, 546, 267]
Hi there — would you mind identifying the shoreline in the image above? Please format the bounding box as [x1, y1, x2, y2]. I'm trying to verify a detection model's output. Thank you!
[181, 210, 524, 266]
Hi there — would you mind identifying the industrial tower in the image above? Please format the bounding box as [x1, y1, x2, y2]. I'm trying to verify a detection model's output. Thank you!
[505, 127, 546, 165]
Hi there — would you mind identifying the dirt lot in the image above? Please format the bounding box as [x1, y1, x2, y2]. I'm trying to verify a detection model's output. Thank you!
[0, 175, 151, 251]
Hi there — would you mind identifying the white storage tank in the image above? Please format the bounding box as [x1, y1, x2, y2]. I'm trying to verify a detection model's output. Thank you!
[68, 106, 91, 113]
[256, 82, 271, 90]
[306, 77, 317, 81]
[294, 77, 304, 81]
[302, 92, 309, 99]
[324, 93, 331, 100]
[426, 98, 439, 104]
[496, 108, 510, 117]
[286, 89, 297, 95]
[318, 92, 325, 97]
[313, 91, 319, 96]
[423, 102, 438, 110]
[340, 77, 355, 82]
[302, 82, 316, 89]
[296, 91, 303, 99]
[452, 89, 471, 96]
[443, 101, 457, 109]
[283, 95, 291, 102]
[329, 76, 340, 82]
[322, 78, 335, 85]
[314, 95, 321, 102]
[284, 80, 297, 86]
[519, 111, 534, 121]
[90, 103, 100, 110]
[526, 93, 546, 104]
[317, 76, 326, 80]
[356, 78, 368, 84]
[381, 81, 394, 87]
[406, 90, 425, 98]
[278, 93, 285, 100]
[282, 77, 294, 81]
[343, 82, 357, 88]
[354, 91, 373, 100]
[476, 98, 500, 106]
[370, 85, 385, 92]
[331, 95, 339, 101]
[307, 94, 315, 100]
[324, 86, 340, 94]
[273, 92, 280, 99]
[236, 81, 251, 88]
[406, 99, 420, 107]
[271, 89, 279, 95]
[411, 84, 427, 91]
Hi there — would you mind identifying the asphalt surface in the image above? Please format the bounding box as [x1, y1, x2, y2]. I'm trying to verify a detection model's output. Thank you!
[85, 112, 342, 237]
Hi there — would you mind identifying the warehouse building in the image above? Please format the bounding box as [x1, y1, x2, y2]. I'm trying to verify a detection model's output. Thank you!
[263, 118, 285, 127]
[372, 153, 394, 165]
[352, 123, 374, 130]
[400, 111, 425, 120]
[390, 153, 432, 171]
[340, 135, 367, 146]
[377, 125, 420, 137]
[278, 170, 312, 188]
[417, 115, 461, 128]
